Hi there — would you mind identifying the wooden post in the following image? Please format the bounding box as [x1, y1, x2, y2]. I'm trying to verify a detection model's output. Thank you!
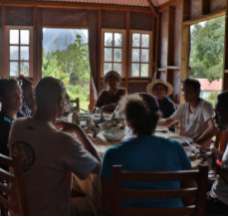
[202, 0, 210, 15]
[223, 0, 228, 90]
[167, 6, 176, 85]
[33, 8, 42, 84]
[0, 7, 3, 78]
[125, 11, 130, 91]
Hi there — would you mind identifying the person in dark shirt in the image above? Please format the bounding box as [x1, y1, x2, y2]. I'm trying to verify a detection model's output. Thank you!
[147, 80, 176, 118]
[0, 79, 22, 155]
[96, 70, 126, 113]
[17, 76, 35, 117]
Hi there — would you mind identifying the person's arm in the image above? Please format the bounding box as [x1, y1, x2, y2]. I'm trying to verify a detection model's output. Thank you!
[158, 117, 178, 128]
[194, 103, 217, 147]
[158, 104, 183, 128]
[63, 135, 100, 179]
[56, 121, 100, 161]
[194, 119, 218, 147]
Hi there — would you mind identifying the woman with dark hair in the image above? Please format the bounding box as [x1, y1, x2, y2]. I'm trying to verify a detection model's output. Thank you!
[17, 76, 35, 117]
[96, 70, 126, 113]
[101, 93, 191, 209]
[0, 79, 22, 155]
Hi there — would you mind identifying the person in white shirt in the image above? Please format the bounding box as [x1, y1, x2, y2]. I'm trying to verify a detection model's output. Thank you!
[208, 91, 228, 215]
[8, 77, 100, 215]
[160, 78, 215, 147]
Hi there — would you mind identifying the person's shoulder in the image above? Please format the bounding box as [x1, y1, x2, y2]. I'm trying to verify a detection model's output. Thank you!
[117, 88, 126, 95]
[12, 117, 30, 129]
[104, 143, 123, 158]
[200, 98, 213, 109]
[99, 89, 108, 96]
[55, 130, 80, 147]
[165, 97, 175, 105]
[153, 135, 181, 148]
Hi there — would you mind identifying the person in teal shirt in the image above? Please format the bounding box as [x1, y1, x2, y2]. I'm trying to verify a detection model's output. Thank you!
[101, 93, 191, 209]
[0, 79, 22, 156]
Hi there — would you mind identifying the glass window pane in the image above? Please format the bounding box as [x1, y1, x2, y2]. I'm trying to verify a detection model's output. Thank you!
[132, 49, 140, 62]
[141, 64, 149, 77]
[10, 62, 18, 76]
[21, 46, 29, 60]
[113, 63, 122, 75]
[114, 33, 122, 47]
[142, 34, 150, 47]
[10, 46, 19, 60]
[141, 49, 149, 62]
[104, 32, 113, 46]
[20, 30, 30, 45]
[132, 33, 140, 47]
[114, 49, 122, 62]
[104, 63, 112, 74]
[104, 48, 112, 61]
[10, 30, 19, 44]
[21, 62, 29, 77]
[131, 63, 139, 77]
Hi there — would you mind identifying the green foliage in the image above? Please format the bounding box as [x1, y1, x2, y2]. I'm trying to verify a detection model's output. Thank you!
[42, 35, 90, 110]
[190, 16, 225, 81]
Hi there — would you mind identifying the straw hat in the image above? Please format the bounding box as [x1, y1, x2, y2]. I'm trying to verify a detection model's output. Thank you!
[146, 79, 173, 96]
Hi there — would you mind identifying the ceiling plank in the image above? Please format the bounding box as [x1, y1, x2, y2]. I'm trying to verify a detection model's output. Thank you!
[1, 0, 152, 13]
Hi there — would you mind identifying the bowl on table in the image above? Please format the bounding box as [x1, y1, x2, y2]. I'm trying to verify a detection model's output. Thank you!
[102, 127, 125, 142]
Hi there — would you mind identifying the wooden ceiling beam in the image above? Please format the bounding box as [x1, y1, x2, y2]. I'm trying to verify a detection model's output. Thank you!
[147, 0, 159, 17]
[1, 0, 152, 13]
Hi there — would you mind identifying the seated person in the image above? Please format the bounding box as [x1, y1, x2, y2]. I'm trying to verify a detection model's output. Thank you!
[147, 79, 176, 118]
[208, 91, 228, 215]
[8, 77, 100, 215]
[101, 94, 191, 210]
[0, 79, 22, 156]
[17, 76, 35, 117]
[96, 70, 126, 113]
[160, 78, 214, 146]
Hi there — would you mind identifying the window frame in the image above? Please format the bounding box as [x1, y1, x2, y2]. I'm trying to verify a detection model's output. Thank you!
[101, 29, 126, 78]
[129, 30, 152, 79]
[6, 26, 33, 78]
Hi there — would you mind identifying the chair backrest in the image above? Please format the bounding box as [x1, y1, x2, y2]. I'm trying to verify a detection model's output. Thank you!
[0, 154, 14, 215]
[110, 165, 208, 216]
[0, 142, 30, 216]
[71, 97, 80, 112]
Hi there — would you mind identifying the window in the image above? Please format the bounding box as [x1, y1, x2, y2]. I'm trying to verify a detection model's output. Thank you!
[8, 28, 32, 77]
[130, 31, 151, 78]
[102, 30, 125, 76]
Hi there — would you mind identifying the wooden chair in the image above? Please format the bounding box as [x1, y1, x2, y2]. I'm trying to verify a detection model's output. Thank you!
[0, 149, 28, 215]
[109, 165, 208, 216]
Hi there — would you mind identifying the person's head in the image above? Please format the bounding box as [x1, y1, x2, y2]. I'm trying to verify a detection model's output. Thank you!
[122, 94, 159, 136]
[35, 77, 66, 121]
[183, 78, 201, 103]
[18, 76, 34, 106]
[215, 91, 228, 130]
[0, 79, 22, 115]
[147, 80, 173, 100]
[104, 70, 121, 91]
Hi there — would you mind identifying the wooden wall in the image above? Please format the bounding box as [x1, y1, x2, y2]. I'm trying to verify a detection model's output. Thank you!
[157, 0, 228, 102]
[0, 2, 154, 96]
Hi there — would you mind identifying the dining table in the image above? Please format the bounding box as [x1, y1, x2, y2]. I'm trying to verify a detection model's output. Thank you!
[70, 111, 217, 214]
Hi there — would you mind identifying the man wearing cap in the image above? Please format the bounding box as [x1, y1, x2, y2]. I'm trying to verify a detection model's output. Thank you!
[159, 78, 215, 147]
[147, 79, 176, 118]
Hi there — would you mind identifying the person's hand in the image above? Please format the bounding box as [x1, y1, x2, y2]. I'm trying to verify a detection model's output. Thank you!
[55, 121, 78, 132]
